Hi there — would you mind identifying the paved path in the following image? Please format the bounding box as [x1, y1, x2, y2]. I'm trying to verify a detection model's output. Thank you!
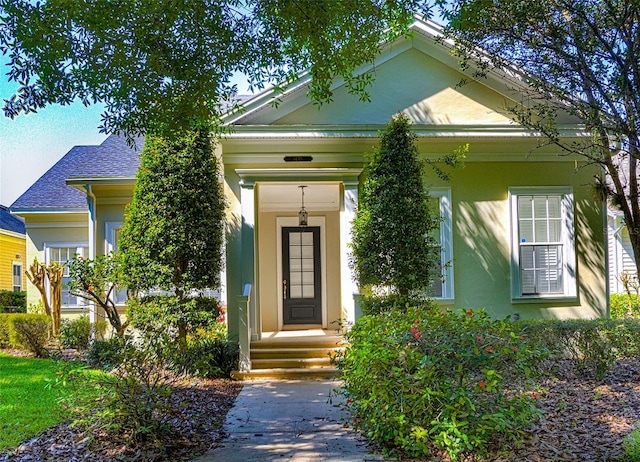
[191, 379, 388, 462]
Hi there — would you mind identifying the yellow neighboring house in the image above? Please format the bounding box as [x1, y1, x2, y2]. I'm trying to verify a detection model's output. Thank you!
[0, 205, 26, 292]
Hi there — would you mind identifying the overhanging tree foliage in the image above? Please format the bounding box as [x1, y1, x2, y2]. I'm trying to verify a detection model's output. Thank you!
[0, 0, 429, 136]
[118, 130, 225, 348]
[351, 113, 442, 300]
[442, 0, 640, 276]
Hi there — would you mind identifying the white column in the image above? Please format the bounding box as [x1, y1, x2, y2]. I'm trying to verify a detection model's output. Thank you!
[86, 185, 97, 325]
[340, 182, 359, 326]
[240, 181, 259, 340]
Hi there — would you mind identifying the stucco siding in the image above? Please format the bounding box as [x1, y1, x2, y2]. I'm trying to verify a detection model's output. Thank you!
[445, 160, 605, 319]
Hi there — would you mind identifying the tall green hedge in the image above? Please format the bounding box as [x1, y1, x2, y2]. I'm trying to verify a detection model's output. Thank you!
[0, 290, 26, 313]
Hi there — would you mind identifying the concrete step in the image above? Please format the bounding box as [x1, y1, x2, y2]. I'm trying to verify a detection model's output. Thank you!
[251, 357, 334, 369]
[231, 366, 341, 380]
[250, 347, 343, 360]
[232, 332, 346, 380]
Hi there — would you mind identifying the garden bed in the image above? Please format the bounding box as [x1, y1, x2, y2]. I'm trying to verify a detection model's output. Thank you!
[403, 359, 640, 461]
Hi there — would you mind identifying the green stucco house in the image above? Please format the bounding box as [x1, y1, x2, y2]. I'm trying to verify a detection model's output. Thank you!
[11, 18, 607, 375]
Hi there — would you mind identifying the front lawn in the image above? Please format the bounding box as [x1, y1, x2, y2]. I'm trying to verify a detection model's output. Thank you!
[0, 352, 74, 451]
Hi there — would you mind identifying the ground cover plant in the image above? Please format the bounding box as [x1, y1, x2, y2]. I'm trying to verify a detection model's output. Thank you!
[0, 352, 79, 452]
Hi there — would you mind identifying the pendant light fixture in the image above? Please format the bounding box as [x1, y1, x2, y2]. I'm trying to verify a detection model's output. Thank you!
[298, 185, 308, 227]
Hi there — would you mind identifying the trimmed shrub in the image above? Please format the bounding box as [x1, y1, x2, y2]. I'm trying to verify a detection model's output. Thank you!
[0, 290, 26, 313]
[6, 314, 51, 357]
[338, 307, 544, 460]
[59, 315, 108, 350]
[359, 293, 432, 316]
[0, 314, 11, 347]
[517, 318, 640, 379]
[169, 337, 239, 378]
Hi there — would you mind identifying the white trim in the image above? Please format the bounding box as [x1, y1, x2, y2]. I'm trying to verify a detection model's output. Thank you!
[509, 187, 577, 301]
[276, 216, 327, 330]
[1, 229, 26, 239]
[430, 188, 455, 302]
[22, 222, 88, 229]
[12, 261, 23, 292]
[105, 222, 123, 254]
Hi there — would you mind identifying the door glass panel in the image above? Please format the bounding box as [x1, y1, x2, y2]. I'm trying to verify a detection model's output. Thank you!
[289, 231, 315, 299]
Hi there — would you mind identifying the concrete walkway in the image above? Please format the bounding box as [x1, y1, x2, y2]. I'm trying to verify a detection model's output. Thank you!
[191, 379, 388, 462]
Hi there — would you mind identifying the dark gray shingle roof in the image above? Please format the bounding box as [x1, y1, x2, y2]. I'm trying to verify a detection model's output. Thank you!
[0, 205, 25, 234]
[11, 135, 142, 210]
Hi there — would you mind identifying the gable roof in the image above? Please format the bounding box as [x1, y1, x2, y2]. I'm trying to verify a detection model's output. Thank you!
[0, 205, 25, 235]
[223, 17, 580, 133]
[11, 135, 142, 211]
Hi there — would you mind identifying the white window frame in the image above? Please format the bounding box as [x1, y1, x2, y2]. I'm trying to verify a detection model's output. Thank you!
[44, 242, 89, 308]
[509, 187, 577, 301]
[105, 222, 128, 306]
[430, 188, 454, 302]
[12, 262, 22, 292]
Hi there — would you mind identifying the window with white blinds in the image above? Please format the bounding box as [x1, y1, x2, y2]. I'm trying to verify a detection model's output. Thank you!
[510, 188, 576, 299]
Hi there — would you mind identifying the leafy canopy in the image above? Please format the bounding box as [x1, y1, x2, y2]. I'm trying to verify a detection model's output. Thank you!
[0, 0, 430, 136]
[443, 0, 640, 273]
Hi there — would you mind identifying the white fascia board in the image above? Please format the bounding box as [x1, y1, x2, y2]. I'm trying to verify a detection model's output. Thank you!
[11, 208, 88, 215]
[0, 228, 26, 239]
[66, 177, 136, 189]
[225, 124, 587, 139]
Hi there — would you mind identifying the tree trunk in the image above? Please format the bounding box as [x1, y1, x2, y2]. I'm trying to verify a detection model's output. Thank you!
[46, 263, 65, 336]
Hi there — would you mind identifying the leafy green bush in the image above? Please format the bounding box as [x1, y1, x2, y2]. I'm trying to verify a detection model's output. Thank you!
[338, 307, 544, 460]
[611, 293, 640, 319]
[6, 314, 51, 357]
[0, 290, 26, 313]
[127, 295, 221, 353]
[0, 314, 11, 347]
[359, 293, 433, 316]
[623, 427, 640, 462]
[58, 335, 174, 446]
[59, 315, 107, 350]
[85, 335, 135, 370]
[169, 337, 239, 378]
[517, 319, 640, 379]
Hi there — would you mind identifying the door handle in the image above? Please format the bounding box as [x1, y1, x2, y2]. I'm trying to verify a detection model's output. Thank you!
[283, 279, 287, 299]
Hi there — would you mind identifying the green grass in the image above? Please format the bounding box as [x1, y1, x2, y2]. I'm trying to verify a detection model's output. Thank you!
[0, 352, 75, 452]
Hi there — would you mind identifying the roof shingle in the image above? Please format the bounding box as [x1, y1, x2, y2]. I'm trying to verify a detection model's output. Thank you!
[0, 205, 25, 234]
[11, 135, 142, 210]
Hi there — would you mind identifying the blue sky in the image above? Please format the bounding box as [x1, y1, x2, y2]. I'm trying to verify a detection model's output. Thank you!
[0, 59, 251, 206]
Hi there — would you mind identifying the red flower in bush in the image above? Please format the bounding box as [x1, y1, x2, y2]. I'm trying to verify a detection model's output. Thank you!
[485, 347, 494, 354]
[532, 392, 540, 400]
[410, 325, 422, 339]
[476, 336, 483, 342]
[466, 310, 473, 316]
[478, 381, 487, 390]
